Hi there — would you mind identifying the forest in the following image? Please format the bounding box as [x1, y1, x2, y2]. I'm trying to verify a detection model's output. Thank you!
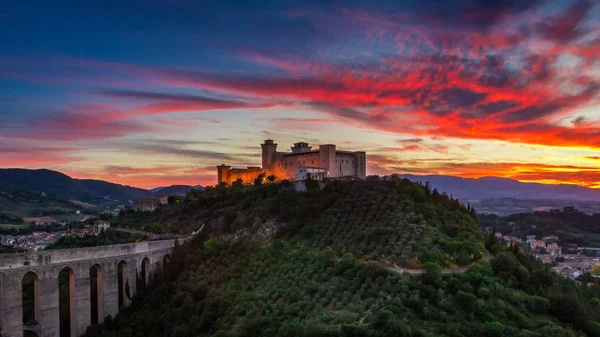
[82, 178, 600, 337]
[479, 209, 600, 247]
[137, 178, 483, 267]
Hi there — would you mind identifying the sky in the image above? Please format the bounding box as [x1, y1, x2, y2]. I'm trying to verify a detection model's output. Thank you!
[1, 0, 600, 189]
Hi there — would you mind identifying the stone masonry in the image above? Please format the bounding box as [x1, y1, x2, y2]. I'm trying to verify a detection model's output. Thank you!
[0, 240, 175, 337]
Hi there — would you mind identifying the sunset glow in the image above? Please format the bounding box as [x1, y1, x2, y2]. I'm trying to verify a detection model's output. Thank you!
[1, 1, 600, 188]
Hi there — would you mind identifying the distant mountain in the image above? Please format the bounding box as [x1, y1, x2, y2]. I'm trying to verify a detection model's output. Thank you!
[0, 169, 152, 203]
[150, 187, 166, 193]
[153, 185, 204, 196]
[398, 174, 600, 202]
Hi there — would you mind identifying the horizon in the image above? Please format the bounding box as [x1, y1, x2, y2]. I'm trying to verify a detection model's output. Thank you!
[3, 167, 599, 191]
[2, 1, 600, 188]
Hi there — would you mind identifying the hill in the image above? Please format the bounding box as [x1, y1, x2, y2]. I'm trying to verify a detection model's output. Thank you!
[85, 179, 600, 337]
[0, 185, 101, 224]
[0, 169, 152, 204]
[152, 184, 204, 197]
[151, 178, 484, 267]
[399, 174, 600, 202]
[468, 198, 600, 216]
[479, 208, 600, 247]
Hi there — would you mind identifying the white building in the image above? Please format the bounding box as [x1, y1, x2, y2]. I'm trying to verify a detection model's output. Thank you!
[93, 220, 111, 234]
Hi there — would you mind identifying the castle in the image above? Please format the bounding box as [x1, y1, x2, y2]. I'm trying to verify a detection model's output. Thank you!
[217, 140, 367, 185]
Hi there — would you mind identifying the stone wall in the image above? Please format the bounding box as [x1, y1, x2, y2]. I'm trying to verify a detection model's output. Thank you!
[0, 240, 175, 337]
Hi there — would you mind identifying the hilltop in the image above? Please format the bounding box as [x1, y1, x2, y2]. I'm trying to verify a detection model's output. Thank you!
[0, 169, 151, 204]
[149, 178, 483, 267]
[86, 178, 600, 337]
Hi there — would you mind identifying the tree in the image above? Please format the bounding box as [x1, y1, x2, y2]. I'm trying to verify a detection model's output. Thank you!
[167, 196, 181, 205]
[146, 222, 165, 233]
[266, 175, 276, 182]
[422, 262, 442, 285]
[304, 176, 320, 190]
[233, 178, 244, 188]
[281, 179, 292, 189]
[591, 265, 600, 277]
[254, 173, 266, 186]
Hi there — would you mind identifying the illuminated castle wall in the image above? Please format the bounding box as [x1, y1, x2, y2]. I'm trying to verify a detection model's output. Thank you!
[216, 140, 367, 185]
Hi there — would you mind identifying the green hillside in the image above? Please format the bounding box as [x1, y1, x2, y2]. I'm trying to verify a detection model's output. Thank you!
[83, 179, 600, 337]
[479, 209, 600, 247]
[0, 186, 101, 223]
[152, 178, 483, 267]
[0, 169, 151, 204]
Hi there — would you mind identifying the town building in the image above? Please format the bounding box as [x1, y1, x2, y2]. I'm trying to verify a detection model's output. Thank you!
[93, 220, 111, 234]
[132, 196, 168, 212]
[217, 140, 367, 185]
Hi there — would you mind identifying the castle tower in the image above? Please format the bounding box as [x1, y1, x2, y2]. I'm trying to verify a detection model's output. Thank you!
[216, 164, 231, 184]
[319, 144, 336, 172]
[261, 139, 277, 176]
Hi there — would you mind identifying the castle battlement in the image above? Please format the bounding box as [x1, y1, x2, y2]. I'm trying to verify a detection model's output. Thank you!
[216, 140, 367, 185]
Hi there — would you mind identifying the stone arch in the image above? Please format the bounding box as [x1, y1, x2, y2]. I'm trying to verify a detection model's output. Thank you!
[141, 257, 151, 285]
[58, 266, 76, 337]
[90, 263, 104, 324]
[24, 330, 40, 337]
[22, 271, 40, 328]
[117, 260, 129, 311]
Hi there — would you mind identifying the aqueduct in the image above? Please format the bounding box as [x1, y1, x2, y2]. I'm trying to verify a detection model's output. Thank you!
[0, 239, 176, 337]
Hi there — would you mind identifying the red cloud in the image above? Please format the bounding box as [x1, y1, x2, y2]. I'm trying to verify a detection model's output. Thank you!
[368, 155, 600, 188]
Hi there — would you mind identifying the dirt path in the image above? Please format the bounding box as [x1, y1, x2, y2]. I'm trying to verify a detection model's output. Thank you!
[388, 254, 492, 275]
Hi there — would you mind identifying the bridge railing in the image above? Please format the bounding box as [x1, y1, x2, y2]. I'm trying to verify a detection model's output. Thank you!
[0, 239, 177, 271]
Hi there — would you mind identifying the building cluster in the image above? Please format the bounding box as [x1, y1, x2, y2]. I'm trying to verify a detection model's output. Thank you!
[551, 255, 598, 280]
[489, 229, 600, 280]
[217, 140, 367, 185]
[1, 231, 64, 251]
[526, 235, 562, 256]
[131, 196, 168, 212]
[1, 221, 112, 251]
[493, 232, 523, 245]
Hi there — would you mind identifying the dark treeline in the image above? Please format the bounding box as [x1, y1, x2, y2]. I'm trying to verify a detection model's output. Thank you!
[80, 179, 600, 337]
[84, 236, 600, 337]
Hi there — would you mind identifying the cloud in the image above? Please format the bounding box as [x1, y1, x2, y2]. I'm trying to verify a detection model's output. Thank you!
[3, 0, 600, 188]
[368, 155, 600, 187]
[0, 142, 82, 167]
[535, 1, 592, 42]
[126, 143, 241, 161]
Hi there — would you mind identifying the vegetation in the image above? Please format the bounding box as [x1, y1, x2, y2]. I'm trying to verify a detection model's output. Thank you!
[44, 229, 142, 250]
[0, 168, 151, 204]
[0, 244, 25, 254]
[78, 179, 600, 337]
[84, 236, 600, 337]
[150, 178, 483, 267]
[479, 209, 600, 247]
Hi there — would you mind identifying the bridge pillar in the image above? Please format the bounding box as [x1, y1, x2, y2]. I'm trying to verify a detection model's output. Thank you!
[2, 272, 24, 337]
[103, 262, 119, 320]
[127, 259, 137, 301]
[38, 274, 59, 337]
[75, 265, 91, 336]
